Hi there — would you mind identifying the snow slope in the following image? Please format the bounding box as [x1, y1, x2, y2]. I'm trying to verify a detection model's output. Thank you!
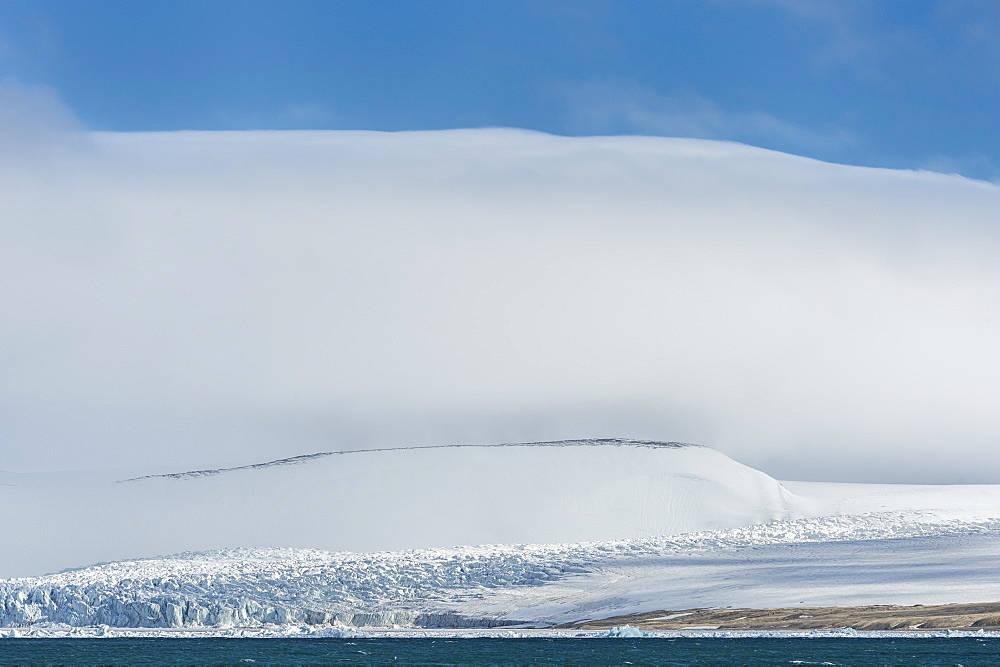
[0, 440, 800, 578]
[783, 480, 1000, 520]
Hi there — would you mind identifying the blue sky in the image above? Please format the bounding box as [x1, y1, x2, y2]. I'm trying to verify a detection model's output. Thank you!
[1, 0, 998, 179]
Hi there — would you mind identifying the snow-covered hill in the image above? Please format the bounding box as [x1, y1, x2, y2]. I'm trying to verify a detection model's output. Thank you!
[0, 440, 800, 578]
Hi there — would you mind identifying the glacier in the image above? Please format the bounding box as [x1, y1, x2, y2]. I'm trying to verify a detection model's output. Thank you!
[2, 514, 999, 630]
[2, 440, 1000, 631]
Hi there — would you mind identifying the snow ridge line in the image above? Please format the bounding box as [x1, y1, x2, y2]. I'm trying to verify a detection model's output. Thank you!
[119, 439, 697, 482]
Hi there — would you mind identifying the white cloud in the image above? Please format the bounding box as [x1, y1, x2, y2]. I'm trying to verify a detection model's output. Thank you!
[0, 78, 83, 156]
[1, 125, 999, 482]
[919, 153, 1000, 184]
[560, 81, 858, 156]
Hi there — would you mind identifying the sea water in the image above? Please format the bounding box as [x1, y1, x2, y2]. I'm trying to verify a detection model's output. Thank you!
[1, 637, 999, 665]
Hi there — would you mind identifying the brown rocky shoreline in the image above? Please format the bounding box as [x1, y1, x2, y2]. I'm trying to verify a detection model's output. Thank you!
[560, 602, 1000, 632]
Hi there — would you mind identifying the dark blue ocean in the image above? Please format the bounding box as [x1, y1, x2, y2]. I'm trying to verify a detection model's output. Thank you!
[1, 637, 999, 666]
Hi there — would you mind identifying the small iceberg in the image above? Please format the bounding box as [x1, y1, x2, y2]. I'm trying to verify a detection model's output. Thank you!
[604, 625, 649, 638]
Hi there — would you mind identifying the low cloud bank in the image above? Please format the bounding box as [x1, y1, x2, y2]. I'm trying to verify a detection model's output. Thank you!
[2, 125, 998, 482]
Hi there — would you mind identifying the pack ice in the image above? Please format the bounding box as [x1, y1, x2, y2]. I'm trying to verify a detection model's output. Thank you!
[2, 440, 999, 629]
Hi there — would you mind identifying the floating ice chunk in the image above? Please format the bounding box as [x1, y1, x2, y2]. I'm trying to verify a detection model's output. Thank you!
[604, 625, 648, 638]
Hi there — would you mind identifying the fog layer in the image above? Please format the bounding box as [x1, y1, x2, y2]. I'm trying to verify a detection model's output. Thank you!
[2, 127, 998, 482]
